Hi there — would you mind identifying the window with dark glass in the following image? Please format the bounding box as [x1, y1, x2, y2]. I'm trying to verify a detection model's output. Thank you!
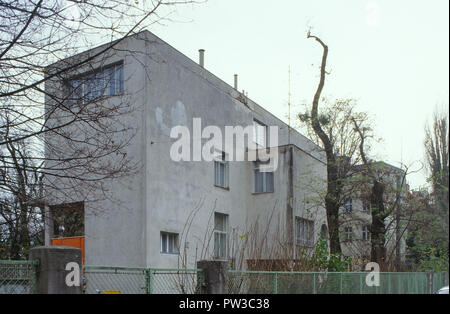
[160, 232, 179, 254]
[254, 161, 274, 193]
[67, 63, 123, 106]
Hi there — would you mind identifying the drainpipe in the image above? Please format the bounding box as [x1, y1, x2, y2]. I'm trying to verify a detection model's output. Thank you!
[287, 146, 295, 263]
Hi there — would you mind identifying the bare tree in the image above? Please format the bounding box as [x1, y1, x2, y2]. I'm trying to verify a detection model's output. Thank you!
[352, 116, 415, 270]
[0, 113, 44, 259]
[299, 31, 376, 255]
[0, 0, 200, 257]
[302, 32, 343, 254]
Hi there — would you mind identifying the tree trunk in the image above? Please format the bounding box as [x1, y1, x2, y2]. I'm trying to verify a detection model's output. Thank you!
[370, 181, 387, 268]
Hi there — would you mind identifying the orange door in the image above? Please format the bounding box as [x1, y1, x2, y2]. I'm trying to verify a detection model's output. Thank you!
[52, 237, 85, 265]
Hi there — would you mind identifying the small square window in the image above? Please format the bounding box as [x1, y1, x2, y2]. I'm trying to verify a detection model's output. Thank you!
[361, 200, 371, 212]
[160, 232, 179, 254]
[344, 198, 353, 213]
[344, 227, 353, 242]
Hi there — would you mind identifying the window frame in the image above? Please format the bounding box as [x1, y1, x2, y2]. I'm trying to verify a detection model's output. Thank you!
[344, 198, 353, 213]
[362, 225, 371, 241]
[344, 226, 353, 242]
[160, 232, 179, 255]
[253, 161, 274, 194]
[252, 119, 267, 148]
[66, 62, 124, 106]
[361, 200, 371, 212]
[295, 217, 315, 247]
[213, 212, 228, 260]
[214, 151, 229, 190]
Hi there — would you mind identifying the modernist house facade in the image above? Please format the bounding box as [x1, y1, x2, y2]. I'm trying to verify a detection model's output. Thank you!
[44, 31, 329, 269]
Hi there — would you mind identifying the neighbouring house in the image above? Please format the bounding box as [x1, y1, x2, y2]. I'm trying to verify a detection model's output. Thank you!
[339, 161, 409, 269]
[43, 30, 328, 269]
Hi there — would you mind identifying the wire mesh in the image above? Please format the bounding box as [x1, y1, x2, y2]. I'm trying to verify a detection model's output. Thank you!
[0, 260, 38, 294]
[433, 272, 449, 293]
[149, 269, 204, 294]
[82, 266, 204, 294]
[83, 266, 148, 294]
[228, 271, 439, 294]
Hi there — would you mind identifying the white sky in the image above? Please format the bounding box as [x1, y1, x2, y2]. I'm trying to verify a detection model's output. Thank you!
[149, 0, 449, 189]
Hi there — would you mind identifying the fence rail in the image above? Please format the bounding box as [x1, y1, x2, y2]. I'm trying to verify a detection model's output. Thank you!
[227, 270, 449, 294]
[0, 260, 38, 294]
[82, 266, 204, 294]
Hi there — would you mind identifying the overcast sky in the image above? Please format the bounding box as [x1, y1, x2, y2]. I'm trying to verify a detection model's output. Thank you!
[149, 0, 449, 189]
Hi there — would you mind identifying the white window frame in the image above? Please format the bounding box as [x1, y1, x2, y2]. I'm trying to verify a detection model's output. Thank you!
[295, 217, 314, 247]
[362, 225, 370, 241]
[214, 152, 229, 189]
[253, 120, 267, 148]
[344, 198, 353, 213]
[253, 161, 274, 193]
[213, 213, 228, 260]
[361, 200, 371, 212]
[344, 227, 353, 242]
[68, 63, 124, 106]
[160, 232, 179, 254]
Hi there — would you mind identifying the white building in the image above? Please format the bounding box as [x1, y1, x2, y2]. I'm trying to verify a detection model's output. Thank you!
[339, 162, 408, 269]
[44, 31, 328, 269]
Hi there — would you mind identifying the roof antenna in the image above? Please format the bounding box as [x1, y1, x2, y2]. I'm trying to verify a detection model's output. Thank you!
[288, 65, 291, 145]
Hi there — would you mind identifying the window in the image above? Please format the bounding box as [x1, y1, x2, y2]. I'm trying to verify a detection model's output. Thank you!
[214, 152, 228, 189]
[320, 224, 328, 240]
[344, 198, 353, 213]
[361, 200, 371, 212]
[362, 225, 370, 241]
[214, 213, 228, 259]
[160, 232, 179, 254]
[344, 227, 353, 242]
[253, 120, 267, 148]
[295, 217, 314, 247]
[67, 63, 124, 106]
[254, 161, 274, 193]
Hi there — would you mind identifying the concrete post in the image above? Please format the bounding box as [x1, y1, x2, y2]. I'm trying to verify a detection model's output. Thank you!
[426, 271, 434, 294]
[30, 246, 82, 294]
[197, 260, 229, 294]
[44, 205, 53, 246]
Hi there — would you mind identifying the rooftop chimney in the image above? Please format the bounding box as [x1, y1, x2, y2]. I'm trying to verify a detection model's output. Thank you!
[234, 74, 238, 90]
[199, 49, 205, 68]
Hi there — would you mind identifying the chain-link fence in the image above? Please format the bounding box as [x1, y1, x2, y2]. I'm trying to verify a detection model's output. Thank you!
[83, 266, 204, 294]
[228, 271, 448, 294]
[0, 260, 38, 294]
[433, 272, 449, 292]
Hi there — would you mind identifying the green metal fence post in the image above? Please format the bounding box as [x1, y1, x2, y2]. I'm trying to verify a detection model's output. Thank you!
[273, 273, 278, 294]
[147, 269, 153, 294]
[145, 269, 151, 294]
[388, 273, 391, 294]
[313, 273, 316, 294]
[340, 273, 343, 294]
[359, 273, 363, 294]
